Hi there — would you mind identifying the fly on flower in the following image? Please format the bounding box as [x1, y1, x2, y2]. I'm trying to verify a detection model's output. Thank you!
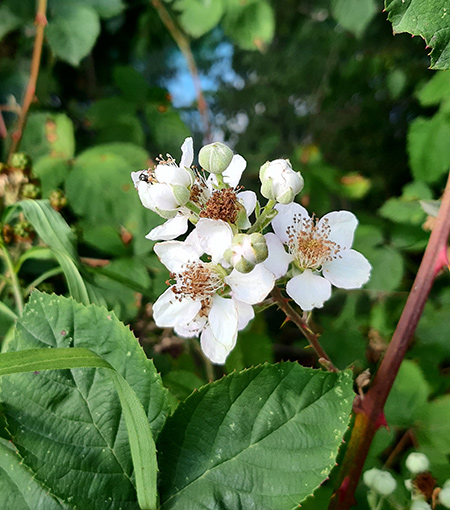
[272, 202, 371, 311]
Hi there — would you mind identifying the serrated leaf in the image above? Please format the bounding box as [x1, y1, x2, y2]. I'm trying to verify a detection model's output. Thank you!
[407, 114, 450, 182]
[0, 438, 68, 510]
[385, 0, 450, 69]
[46, 4, 100, 66]
[157, 363, 353, 509]
[0, 292, 168, 510]
[331, 0, 377, 38]
[362, 246, 404, 292]
[416, 70, 450, 106]
[222, 0, 275, 51]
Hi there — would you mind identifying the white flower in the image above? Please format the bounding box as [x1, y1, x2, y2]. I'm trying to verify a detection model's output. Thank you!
[131, 137, 194, 218]
[411, 501, 432, 510]
[439, 483, 450, 508]
[152, 219, 276, 364]
[272, 203, 371, 311]
[260, 158, 304, 204]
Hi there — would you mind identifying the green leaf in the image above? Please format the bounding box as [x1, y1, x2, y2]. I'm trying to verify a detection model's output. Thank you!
[145, 104, 191, 155]
[385, 360, 430, 428]
[32, 156, 70, 196]
[222, 0, 275, 51]
[416, 71, 450, 106]
[331, 0, 377, 38]
[157, 363, 353, 509]
[407, 114, 450, 182]
[416, 396, 450, 460]
[174, 0, 224, 38]
[0, 438, 68, 510]
[20, 113, 75, 161]
[0, 292, 168, 510]
[385, 0, 450, 69]
[47, 4, 100, 66]
[84, 0, 125, 18]
[0, 5, 22, 42]
[362, 246, 404, 292]
[113, 66, 150, 104]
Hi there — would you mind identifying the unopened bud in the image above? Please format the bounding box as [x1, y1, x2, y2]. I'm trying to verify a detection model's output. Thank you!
[224, 233, 268, 273]
[11, 152, 32, 172]
[260, 159, 304, 204]
[21, 182, 41, 199]
[411, 501, 432, 510]
[405, 452, 430, 474]
[199, 142, 233, 175]
[49, 190, 67, 211]
[439, 485, 450, 509]
[363, 468, 397, 495]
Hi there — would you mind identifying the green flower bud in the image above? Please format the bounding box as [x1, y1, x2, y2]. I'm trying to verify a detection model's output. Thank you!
[21, 182, 41, 199]
[224, 233, 268, 273]
[199, 142, 233, 175]
[49, 190, 67, 211]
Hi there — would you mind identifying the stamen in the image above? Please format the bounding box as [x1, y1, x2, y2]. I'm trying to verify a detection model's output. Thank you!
[171, 261, 224, 315]
[286, 214, 341, 269]
[200, 187, 240, 223]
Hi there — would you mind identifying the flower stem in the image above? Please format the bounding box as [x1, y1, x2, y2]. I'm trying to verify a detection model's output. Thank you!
[330, 171, 450, 509]
[0, 241, 24, 316]
[247, 199, 277, 234]
[271, 285, 338, 372]
[7, 0, 47, 162]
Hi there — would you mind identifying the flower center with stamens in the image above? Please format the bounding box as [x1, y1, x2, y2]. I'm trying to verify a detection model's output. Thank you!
[286, 214, 341, 270]
[171, 261, 225, 316]
[199, 188, 240, 223]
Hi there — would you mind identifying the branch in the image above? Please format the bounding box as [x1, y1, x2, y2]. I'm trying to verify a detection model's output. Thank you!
[271, 285, 338, 372]
[7, 0, 48, 162]
[330, 171, 450, 509]
[150, 0, 211, 143]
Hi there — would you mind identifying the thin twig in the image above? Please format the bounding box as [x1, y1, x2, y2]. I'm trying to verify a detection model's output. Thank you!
[150, 0, 211, 143]
[271, 285, 338, 372]
[330, 171, 450, 509]
[7, 0, 48, 162]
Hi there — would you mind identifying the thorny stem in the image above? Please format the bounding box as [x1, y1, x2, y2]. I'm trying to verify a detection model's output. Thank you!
[331, 171, 450, 510]
[0, 241, 24, 316]
[150, 0, 211, 143]
[271, 285, 338, 372]
[7, 0, 48, 162]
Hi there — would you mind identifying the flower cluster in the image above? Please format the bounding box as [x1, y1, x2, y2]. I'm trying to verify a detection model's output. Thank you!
[132, 138, 371, 363]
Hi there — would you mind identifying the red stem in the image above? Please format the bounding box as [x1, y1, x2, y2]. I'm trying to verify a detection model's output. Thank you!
[330, 171, 450, 509]
[7, 0, 48, 162]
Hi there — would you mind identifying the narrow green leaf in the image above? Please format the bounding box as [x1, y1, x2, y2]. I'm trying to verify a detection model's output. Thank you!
[158, 363, 353, 509]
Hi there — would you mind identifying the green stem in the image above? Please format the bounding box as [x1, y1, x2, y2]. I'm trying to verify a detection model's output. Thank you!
[190, 338, 215, 381]
[0, 242, 24, 316]
[25, 266, 63, 295]
[247, 199, 277, 234]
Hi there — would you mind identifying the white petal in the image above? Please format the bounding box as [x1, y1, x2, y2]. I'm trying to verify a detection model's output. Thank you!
[131, 170, 144, 189]
[184, 228, 206, 257]
[226, 264, 275, 304]
[263, 232, 293, 278]
[137, 181, 157, 211]
[154, 240, 200, 272]
[180, 137, 194, 169]
[200, 326, 236, 365]
[286, 270, 332, 311]
[322, 249, 371, 289]
[237, 190, 257, 216]
[208, 295, 238, 348]
[147, 182, 179, 210]
[196, 218, 233, 262]
[153, 288, 201, 327]
[155, 164, 192, 187]
[272, 202, 310, 244]
[145, 214, 189, 241]
[223, 154, 246, 187]
[234, 300, 255, 330]
[319, 211, 358, 250]
[175, 315, 207, 338]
